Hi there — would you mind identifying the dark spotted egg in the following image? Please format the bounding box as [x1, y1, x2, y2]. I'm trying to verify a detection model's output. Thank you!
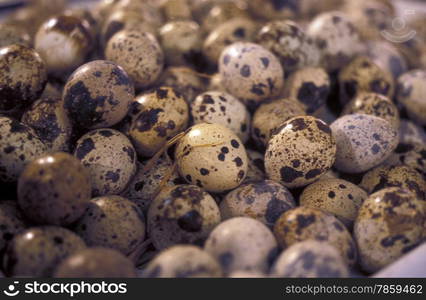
[0, 201, 26, 253]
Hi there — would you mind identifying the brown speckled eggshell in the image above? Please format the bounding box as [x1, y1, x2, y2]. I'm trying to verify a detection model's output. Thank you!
[248, 0, 298, 20]
[220, 180, 296, 228]
[219, 42, 284, 109]
[0, 24, 30, 48]
[354, 187, 425, 273]
[191, 91, 251, 143]
[3, 226, 86, 277]
[148, 185, 221, 250]
[384, 142, 426, 180]
[300, 178, 367, 228]
[105, 30, 164, 89]
[144, 245, 222, 278]
[73, 128, 136, 196]
[63, 60, 134, 130]
[0, 201, 26, 252]
[265, 115, 336, 188]
[18, 152, 92, 226]
[128, 87, 189, 157]
[0, 44, 47, 114]
[175, 123, 248, 193]
[74, 195, 146, 255]
[274, 206, 357, 266]
[330, 114, 399, 173]
[0, 116, 47, 182]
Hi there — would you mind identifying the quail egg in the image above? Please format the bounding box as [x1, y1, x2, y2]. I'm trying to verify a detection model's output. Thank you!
[282, 67, 330, 114]
[244, 149, 266, 183]
[306, 11, 363, 72]
[160, 20, 203, 67]
[21, 97, 72, 152]
[127, 87, 189, 157]
[191, 91, 251, 143]
[3, 226, 86, 277]
[384, 142, 426, 180]
[34, 15, 92, 76]
[203, 18, 258, 65]
[300, 178, 367, 228]
[62, 60, 135, 130]
[256, 20, 320, 73]
[0, 201, 26, 252]
[73, 128, 136, 196]
[366, 41, 407, 79]
[274, 207, 357, 266]
[162, 0, 192, 21]
[0, 24, 30, 48]
[252, 98, 306, 148]
[158, 66, 206, 104]
[360, 164, 426, 201]
[0, 44, 47, 114]
[342, 92, 400, 130]
[271, 240, 349, 278]
[208, 73, 226, 92]
[354, 187, 425, 273]
[220, 180, 296, 228]
[265, 116, 336, 188]
[202, 2, 249, 33]
[339, 56, 395, 106]
[204, 217, 278, 274]
[105, 30, 164, 89]
[148, 185, 221, 250]
[175, 123, 248, 193]
[0, 116, 47, 182]
[398, 120, 426, 145]
[74, 195, 146, 255]
[144, 245, 222, 278]
[17, 152, 91, 226]
[219, 42, 284, 109]
[54, 247, 136, 278]
[395, 70, 426, 126]
[248, 0, 298, 20]
[330, 114, 399, 173]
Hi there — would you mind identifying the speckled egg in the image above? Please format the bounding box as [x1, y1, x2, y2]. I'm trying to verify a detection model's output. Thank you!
[220, 180, 296, 228]
[162, 0, 192, 21]
[283, 67, 330, 114]
[248, 0, 298, 20]
[354, 187, 425, 273]
[17, 152, 91, 226]
[121, 154, 182, 213]
[144, 245, 222, 278]
[34, 15, 92, 76]
[0, 44, 47, 114]
[360, 164, 426, 201]
[62, 60, 135, 129]
[0, 201, 26, 252]
[158, 66, 206, 103]
[366, 41, 407, 79]
[339, 56, 395, 106]
[265, 116, 336, 188]
[271, 240, 349, 278]
[105, 30, 164, 89]
[74, 195, 146, 255]
[73, 128, 136, 196]
[191, 91, 251, 143]
[330, 114, 399, 173]
[274, 207, 357, 266]
[204, 217, 278, 274]
[0, 116, 47, 182]
[384, 142, 426, 180]
[21, 97, 72, 152]
[252, 98, 306, 148]
[342, 92, 400, 130]
[3, 226, 86, 277]
[175, 123, 248, 193]
[306, 11, 363, 72]
[202, 2, 249, 33]
[399, 120, 426, 145]
[160, 20, 203, 67]
[256, 20, 320, 73]
[219, 42, 284, 109]
[244, 149, 266, 183]
[128, 87, 189, 157]
[0, 24, 30, 48]
[395, 70, 426, 126]
[300, 178, 367, 228]
[54, 247, 136, 278]
[203, 18, 258, 65]
[148, 185, 221, 250]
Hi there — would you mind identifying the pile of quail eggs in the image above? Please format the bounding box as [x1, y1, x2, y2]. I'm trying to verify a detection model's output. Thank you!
[0, 0, 425, 278]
